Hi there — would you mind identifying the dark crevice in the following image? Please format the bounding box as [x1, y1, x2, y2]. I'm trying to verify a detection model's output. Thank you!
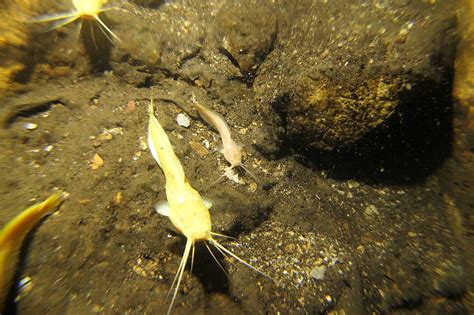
[255, 93, 293, 159]
[167, 239, 229, 295]
[4, 99, 66, 127]
[247, 23, 278, 87]
[246, 23, 278, 87]
[155, 67, 198, 87]
[388, 296, 423, 312]
[268, 73, 454, 185]
[178, 47, 202, 69]
[226, 203, 272, 237]
[136, 75, 154, 88]
[218, 47, 242, 70]
[133, 0, 167, 9]
[81, 20, 113, 72]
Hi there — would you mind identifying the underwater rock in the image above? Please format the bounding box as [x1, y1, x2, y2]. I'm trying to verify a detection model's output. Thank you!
[0, 0, 39, 98]
[310, 265, 327, 280]
[254, 0, 457, 152]
[214, 0, 277, 83]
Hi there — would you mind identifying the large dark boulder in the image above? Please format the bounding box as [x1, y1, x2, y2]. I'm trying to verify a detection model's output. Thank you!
[254, 0, 457, 152]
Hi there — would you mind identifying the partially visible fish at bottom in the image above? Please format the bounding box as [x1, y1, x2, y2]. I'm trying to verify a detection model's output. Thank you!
[0, 191, 65, 312]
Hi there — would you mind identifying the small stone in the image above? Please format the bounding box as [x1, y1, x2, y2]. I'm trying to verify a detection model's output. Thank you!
[91, 304, 103, 313]
[43, 145, 54, 152]
[284, 243, 296, 253]
[23, 122, 38, 130]
[189, 141, 208, 157]
[97, 130, 113, 141]
[176, 113, 190, 127]
[396, 28, 409, 44]
[310, 265, 327, 280]
[347, 180, 360, 188]
[364, 204, 379, 217]
[139, 138, 148, 151]
[239, 127, 248, 135]
[114, 192, 123, 204]
[90, 153, 104, 170]
[125, 100, 136, 113]
[248, 182, 257, 193]
[407, 231, 417, 237]
[133, 151, 142, 160]
[99, 133, 113, 141]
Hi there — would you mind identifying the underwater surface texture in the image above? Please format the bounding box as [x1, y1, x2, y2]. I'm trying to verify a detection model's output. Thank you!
[0, 0, 473, 314]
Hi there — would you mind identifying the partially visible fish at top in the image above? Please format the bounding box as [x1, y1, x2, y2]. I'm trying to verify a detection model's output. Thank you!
[31, 0, 121, 44]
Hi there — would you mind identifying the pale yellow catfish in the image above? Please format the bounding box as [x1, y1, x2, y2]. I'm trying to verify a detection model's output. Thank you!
[0, 191, 64, 312]
[32, 0, 121, 43]
[147, 99, 269, 314]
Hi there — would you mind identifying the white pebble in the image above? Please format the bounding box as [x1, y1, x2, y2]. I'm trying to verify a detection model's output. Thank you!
[176, 113, 190, 128]
[311, 265, 327, 280]
[23, 122, 38, 130]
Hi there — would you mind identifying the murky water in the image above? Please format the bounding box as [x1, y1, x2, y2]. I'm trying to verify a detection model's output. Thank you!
[1, 1, 473, 314]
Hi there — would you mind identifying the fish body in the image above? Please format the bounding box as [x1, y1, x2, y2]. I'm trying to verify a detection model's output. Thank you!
[147, 99, 268, 314]
[148, 101, 211, 241]
[193, 102, 242, 168]
[193, 102, 260, 183]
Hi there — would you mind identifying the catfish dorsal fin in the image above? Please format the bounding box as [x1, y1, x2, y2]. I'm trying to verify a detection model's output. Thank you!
[147, 99, 161, 167]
